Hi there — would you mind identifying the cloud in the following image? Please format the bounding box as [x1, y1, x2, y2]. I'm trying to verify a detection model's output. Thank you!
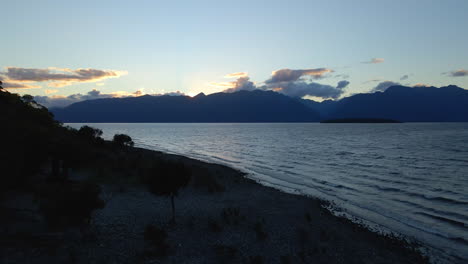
[333, 74, 350, 79]
[363, 78, 383, 84]
[0, 67, 127, 88]
[224, 72, 248, 78]
[34, 89, 184, 108]
[44, 89, 58, 94]
[270, 80, 348, 99]
[413, 83, 431, 87]
[34, 89, 136, 108]
[400, 75, 409, 80]
[217, 76, 256, 93]
[265, 68, 333, 83]
[157, 91, 186, 96]
[261, 68, 344, 99]
[362, 58, 384, 64]
[213, 67, 346, 99]
[372, 81, 400, 92]
[336, 80, 350, 89]
[0, 76, 40, 89]
[445, 69, 468, 77]
[0, 81, 41, 89]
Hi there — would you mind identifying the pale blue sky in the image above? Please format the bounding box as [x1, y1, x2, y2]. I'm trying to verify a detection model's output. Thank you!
[2, 0, 467, 99]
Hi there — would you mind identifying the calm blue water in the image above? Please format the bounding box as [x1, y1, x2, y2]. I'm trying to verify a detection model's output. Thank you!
[69, 123, 468, 262]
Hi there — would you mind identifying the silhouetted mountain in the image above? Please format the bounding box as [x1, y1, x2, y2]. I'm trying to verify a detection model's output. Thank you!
[301, 85, 468, 122]
[52, 85, 468, 122]
[52, 90, 321, 122]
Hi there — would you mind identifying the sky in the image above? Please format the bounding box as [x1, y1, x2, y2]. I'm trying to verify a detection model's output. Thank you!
[1, 0, 468, 107]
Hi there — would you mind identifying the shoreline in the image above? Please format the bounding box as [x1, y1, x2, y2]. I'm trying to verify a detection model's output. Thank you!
[2, 145, 435, 263]
[132, 146, 466, 264]
[128, 147, 434, 263]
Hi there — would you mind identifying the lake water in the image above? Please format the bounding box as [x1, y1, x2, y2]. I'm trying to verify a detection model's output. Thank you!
[69, 123, 468, 262]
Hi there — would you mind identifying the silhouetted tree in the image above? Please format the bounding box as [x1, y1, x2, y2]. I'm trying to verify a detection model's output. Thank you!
[78, 125, 103, 142]
[113, 133, 134, 147]
[0, 89, 56, 192]
[146, 161, 191, 223]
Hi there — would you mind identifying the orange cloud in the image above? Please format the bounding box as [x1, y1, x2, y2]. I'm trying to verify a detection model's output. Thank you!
[0, 79, 41, 89]
[224, 72, 248, 78]
[44, 89, 58, 94]
[209, 81, 236, 88]
[0, 67, 127, 88]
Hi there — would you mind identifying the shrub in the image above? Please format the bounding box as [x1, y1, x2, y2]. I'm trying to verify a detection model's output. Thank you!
[112, 134, 134, 147]
[144, 224, 169, 257]
[145, 161, 191, 223]
[77, 125, 103, 143]
[38, 181, 104, 227]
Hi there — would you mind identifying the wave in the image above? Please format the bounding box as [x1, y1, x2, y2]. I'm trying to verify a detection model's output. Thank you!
[415, 212, 467, 228]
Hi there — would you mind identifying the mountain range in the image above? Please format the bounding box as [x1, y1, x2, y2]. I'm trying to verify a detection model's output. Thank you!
[51, 85, 468, 122]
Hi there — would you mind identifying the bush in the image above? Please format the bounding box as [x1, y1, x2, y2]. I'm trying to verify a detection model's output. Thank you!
[112, 134, 134, 147]
[38, 181, 104, 227]
[145, 161, 191, 223]
[144, 224, 169, 257]
[77, 125, 103, 143]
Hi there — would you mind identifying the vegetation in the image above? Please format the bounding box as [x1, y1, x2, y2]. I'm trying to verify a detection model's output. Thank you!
[144, 161, 191, 223]
[113, 133, 134, 147]
[77, 125, 104, 143]
[0, 88, 61, 194]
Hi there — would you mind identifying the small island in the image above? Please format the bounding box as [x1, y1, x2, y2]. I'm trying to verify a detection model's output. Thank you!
[320, 118, 402, 123]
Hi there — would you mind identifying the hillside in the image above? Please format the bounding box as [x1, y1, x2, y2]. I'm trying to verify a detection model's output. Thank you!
[302, 85, 468, 122]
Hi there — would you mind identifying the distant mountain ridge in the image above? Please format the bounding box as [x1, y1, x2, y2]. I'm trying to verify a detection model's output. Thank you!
[301, 85, 468, 122]
[52, 90, 321, 122]
[52, 85, 468, 122]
